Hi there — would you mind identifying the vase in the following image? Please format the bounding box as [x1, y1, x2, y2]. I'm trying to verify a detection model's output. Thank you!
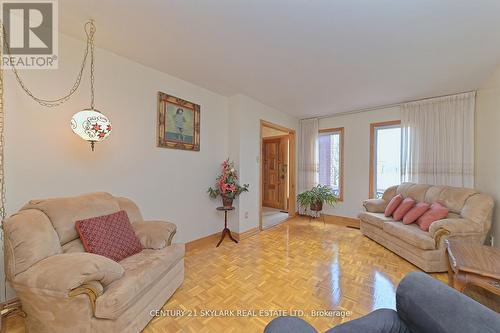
[310, 201, 323, 212]
[222, 196, 233, 208]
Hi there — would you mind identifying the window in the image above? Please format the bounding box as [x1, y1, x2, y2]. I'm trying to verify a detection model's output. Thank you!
[318, 127, 344, 201]
[370, 121, 401, 199]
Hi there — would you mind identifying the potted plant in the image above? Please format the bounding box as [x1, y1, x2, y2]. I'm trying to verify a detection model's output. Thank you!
[297, 184, 337, 214]
[208, 159, 249, 207]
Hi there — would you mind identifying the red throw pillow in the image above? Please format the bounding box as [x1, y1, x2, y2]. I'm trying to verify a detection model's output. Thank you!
[76, 210, 143, 262]
[403, 202, 431, 225]
[393, 197, 416, 221]
[385, 194, 403, 217]
[416, 203, 449, 231]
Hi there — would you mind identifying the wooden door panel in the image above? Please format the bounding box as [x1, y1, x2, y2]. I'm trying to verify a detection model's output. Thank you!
[263, 138, 286, 210]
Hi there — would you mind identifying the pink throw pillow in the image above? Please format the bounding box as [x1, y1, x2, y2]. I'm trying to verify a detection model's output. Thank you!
[393, 197, 416, 221]
[76, 210, 143, 262]
[403, 202, 431, 225]
[385, 194, 403, 217]
[416, 203, 449, 231]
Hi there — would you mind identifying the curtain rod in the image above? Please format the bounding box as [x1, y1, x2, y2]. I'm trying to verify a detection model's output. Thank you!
[301, 90, 476, 120]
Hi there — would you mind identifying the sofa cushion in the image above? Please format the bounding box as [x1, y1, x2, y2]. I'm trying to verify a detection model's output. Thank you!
[382, 185, 399, 202]
[396, 183, 415, 197]
[393, 198, 416, 221]
[423, 186, 446, 204]
[416, 203, 449, 231]
[22, 192, 120, 245]
[404, 184, 431, 202]
[95, 244, 185, 319]
[359, 212, 396, 229]
[115, 197, 143, 224]
[383, 222, 436, 250]
[62, 238, 85, 253]
[76, 210, 143, 262]
[385, 194, 403, 217]
[437, 187, 477, 214]
[403, 202, 430, 225]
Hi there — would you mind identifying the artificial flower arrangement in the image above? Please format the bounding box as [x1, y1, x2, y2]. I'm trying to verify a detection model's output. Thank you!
[208, 159, 249, 207]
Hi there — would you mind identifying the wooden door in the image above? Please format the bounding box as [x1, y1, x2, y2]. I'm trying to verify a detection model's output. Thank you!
[263, 137, 287, 210]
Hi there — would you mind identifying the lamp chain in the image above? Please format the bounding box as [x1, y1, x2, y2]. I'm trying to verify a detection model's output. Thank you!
[0, 20, 96, 108]
[89, 21, 96, 109]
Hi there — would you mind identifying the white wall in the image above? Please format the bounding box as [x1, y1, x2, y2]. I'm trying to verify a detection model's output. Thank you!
[1, 33, 299, 302]
[228, 95, 299, 232]
[2, 33, 299, 300]
[318, 107, 401, 218]
[476, 64, 500, 247]
[4, 33, 229, 244]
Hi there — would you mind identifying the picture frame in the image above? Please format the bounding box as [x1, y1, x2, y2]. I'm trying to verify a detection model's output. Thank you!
[157, 91, 200, 151]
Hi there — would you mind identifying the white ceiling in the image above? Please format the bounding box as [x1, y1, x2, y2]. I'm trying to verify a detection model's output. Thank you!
[59, 0, 500, 118]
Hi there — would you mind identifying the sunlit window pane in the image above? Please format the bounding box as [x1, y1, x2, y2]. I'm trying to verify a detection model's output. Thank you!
[318, 132, 341, 197]
[374, 126, 401, 198]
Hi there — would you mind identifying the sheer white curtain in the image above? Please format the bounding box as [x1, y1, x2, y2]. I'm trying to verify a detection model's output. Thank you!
[401, 92, 475, 187]
[298, 118, 319, 214]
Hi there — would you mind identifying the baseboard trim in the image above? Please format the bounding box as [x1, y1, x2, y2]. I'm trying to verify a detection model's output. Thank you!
[321, 214, 360, 229]
[185, 232, 221, 252]
[185, 226, 261, 251]
[235, 227, 259, 241]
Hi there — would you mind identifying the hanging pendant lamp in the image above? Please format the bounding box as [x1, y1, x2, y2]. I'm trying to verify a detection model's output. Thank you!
[4, 19, 112, 151]
[70, 21, 111, 151]
[70, 109, 111, 151]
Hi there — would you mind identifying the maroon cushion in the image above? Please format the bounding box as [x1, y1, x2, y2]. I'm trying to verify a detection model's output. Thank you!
[393, 197, 416, 221]
[76, 210, 142, 262]
[385, 194, 403, 217]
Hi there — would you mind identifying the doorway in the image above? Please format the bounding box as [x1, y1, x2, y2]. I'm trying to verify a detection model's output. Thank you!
[260, 120, 296, 230]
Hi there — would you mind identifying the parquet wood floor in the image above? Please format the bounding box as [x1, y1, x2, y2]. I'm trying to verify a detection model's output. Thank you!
[146, 217, 445, 332]
[5, 217, 498, 333]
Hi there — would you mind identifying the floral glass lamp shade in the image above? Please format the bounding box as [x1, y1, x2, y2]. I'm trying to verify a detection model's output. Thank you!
[71, 108, 112, 151]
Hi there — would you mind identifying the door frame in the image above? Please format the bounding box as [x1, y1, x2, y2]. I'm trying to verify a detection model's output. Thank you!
[259, 120, 296, 231]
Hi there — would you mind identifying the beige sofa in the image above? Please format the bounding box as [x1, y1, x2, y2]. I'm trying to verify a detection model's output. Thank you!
[3, 192, 184, 333]
[359, 183, 494, 272]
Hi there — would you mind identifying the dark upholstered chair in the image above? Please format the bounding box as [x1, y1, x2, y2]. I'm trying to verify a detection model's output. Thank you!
[264, 272, 500, 333]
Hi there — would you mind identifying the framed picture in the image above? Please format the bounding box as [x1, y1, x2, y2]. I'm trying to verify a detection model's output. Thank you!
[157, 92, 200, 151]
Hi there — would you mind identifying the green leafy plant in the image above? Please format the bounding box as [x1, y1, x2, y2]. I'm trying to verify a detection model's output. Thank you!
[297, 184, 337, 211]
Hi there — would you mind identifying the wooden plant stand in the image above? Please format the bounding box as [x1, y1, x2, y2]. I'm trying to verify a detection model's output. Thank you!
[216, 206, 238, 247]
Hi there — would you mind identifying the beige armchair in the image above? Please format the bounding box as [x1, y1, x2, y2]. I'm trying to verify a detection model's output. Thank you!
[3, 192, 184, 333]
[359, 183, 494, 272]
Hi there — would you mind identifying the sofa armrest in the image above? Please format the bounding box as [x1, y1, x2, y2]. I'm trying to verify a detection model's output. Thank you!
[14, 252, 124, 294]
[428, 218, 483, 239]
[362, 199, 387, 213]
[397, 272, 500, 333]
[326, 309, 410, 333]
[133, 220, 177, 249]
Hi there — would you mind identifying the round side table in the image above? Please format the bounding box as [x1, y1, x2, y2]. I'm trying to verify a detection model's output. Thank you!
[216, 206, 238, 247]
